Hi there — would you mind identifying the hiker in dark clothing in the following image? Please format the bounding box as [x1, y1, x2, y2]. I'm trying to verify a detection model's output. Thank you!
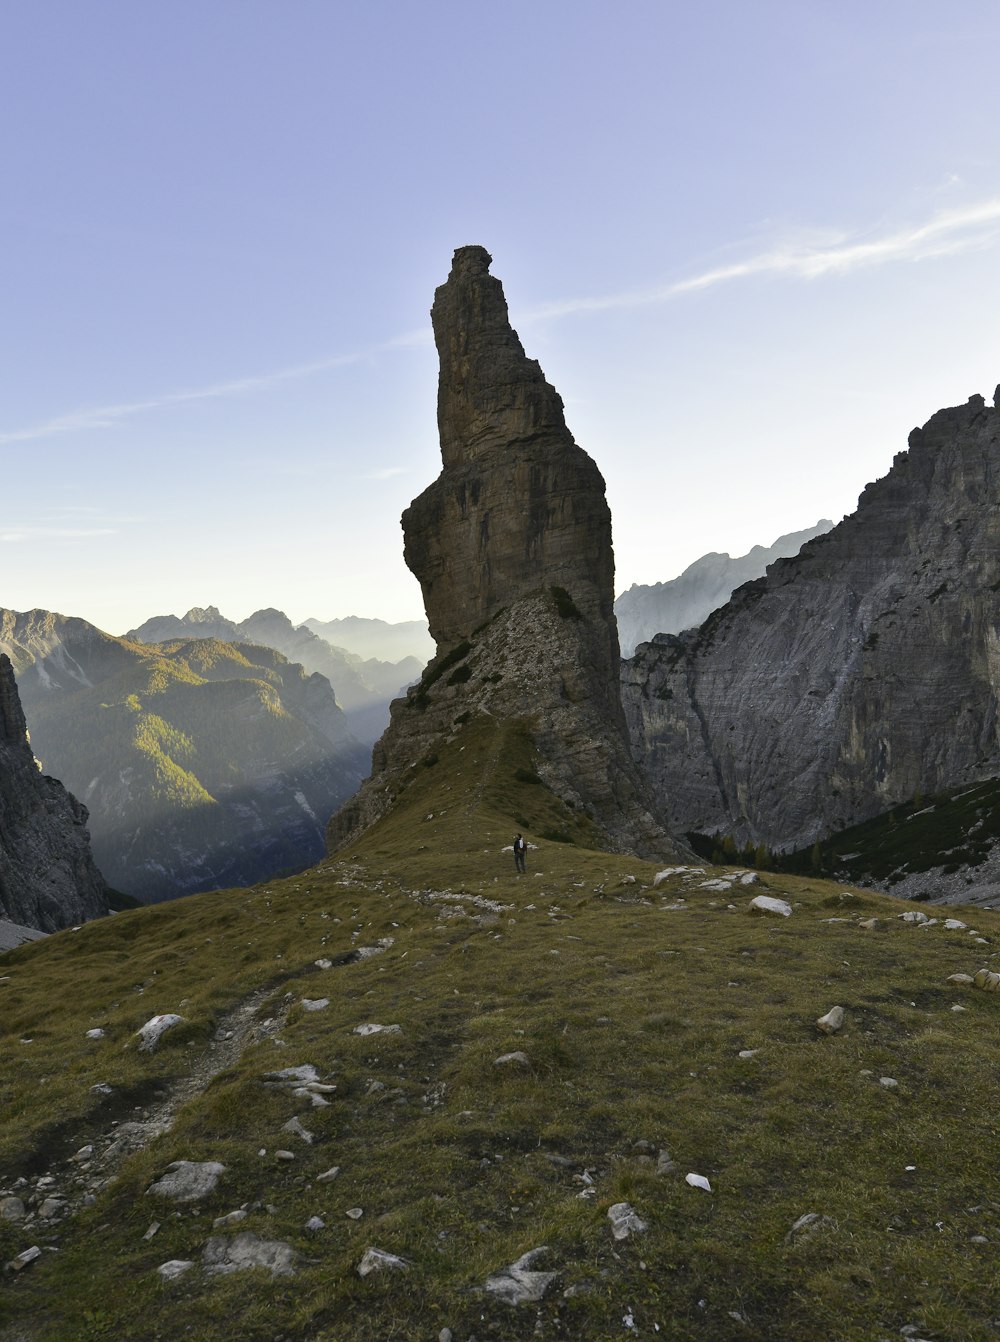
[513, 833, 527, 873]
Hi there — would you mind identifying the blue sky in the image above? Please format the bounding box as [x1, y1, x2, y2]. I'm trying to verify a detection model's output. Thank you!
[4, 1, 1000, 635]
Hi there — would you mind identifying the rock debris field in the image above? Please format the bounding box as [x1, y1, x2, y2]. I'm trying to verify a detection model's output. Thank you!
[2, 855, 1000, 1341]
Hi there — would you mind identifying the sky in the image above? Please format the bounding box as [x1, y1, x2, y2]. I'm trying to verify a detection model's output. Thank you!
[4, 1, 1000, 636]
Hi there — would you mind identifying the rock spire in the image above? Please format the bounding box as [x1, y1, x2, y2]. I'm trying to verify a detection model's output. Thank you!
[331, 246, 680, 858]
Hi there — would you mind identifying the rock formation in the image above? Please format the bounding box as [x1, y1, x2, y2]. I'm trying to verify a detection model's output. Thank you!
[624, 390, 1000, 852]
[331, 245, 681, 857]
[0, 652, 109, 931]
[614, 520, 834, 656]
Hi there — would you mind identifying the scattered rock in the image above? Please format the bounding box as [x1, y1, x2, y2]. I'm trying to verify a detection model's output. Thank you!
[357, 1246, 409, 1277]
[656, 1149, 675, 1175]
[203, 1232, 298, 1277]
[352, 1023, 401, 1036]
[73, 1144, 94, 1162]
[858, 917, 879, 929]
[607, 1202, 648, 1240]
[880, 1077, 898, 1089]
[749, 895, 792, 918]
[899, 911, 930, 925]
[973, 968, 1000, 992]
[85, 1028, 105, 1039]
[493, 1051, 530, 1068]
[301, 998, 330, 1012]
[146, 1161, 226, 1203]
[275, 1150, 296, 1162]
[316, 1166, 341, 1183]
[281, 1117, 314, 1144]
[305, 1215, 325, 1232]
[212, 1210, 248, 1229]
[944, 919, 968, 930]
[6, 1245, 41, 1272]
[135, 1014, 185, 1052]
[685, 1173, 712, 1192]
[157, 1259, 194, 1281]
[738, 1049, 759, 1060]
[483, 1247, 558, 1304]
[39, 1197, 65, 1219]
[346, 1207, 364, 1220]
[947, 973, 974, 986]
[0, 1197, 26, 1222]
[142, 1222, 160, 1240]
[785, 1212, 836, 1243]
[816, 1006, 845, 1035]
[263, 1064, 320, 1086]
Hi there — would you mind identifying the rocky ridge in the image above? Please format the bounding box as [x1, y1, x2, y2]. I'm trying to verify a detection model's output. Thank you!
[624, 390, 1000, 854]
[614, 519, 833, 656]
[331, 246, 679, 859]
[0, 653, 108, 931]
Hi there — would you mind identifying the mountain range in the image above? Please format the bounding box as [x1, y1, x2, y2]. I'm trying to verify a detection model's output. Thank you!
[126, 606, 425, 746]
[0, 609, 368, 902]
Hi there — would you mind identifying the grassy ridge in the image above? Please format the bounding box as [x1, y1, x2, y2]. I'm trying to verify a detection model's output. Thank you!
[2, 717, 999, 1340]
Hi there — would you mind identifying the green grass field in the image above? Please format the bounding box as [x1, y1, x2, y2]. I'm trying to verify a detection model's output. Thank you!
[2, 716, 999, 1340]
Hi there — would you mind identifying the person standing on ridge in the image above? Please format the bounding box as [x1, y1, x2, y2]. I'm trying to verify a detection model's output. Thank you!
[513, 833, 527, 874]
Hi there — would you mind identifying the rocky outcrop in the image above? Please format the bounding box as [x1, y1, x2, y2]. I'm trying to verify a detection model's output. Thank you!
[1, 610, 368, 901]
[0, 653, 108, 931]
[614, 520, 833, 656]
[330, 246, 681, 858]
[624, 390, 1000, 851]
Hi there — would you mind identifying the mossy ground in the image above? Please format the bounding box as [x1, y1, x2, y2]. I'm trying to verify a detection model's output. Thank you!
[2, 718, 1000, 1340]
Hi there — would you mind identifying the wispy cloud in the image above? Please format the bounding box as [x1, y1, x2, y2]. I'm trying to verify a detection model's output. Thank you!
[525, 198, 1000, 321]
[365, 467, 409, 481]
[4, 199, 999, 448]
[0, 526, 117, 543]
[0, 327, 430, 448]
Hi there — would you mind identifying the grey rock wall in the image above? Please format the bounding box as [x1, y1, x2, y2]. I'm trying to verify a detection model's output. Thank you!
[624, 391, 1000, 851]
[0, 653, 108, 931]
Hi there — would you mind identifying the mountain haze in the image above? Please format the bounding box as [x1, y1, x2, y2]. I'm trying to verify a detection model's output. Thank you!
[128, 606, 423, 746]
[615, 519, 834, 655]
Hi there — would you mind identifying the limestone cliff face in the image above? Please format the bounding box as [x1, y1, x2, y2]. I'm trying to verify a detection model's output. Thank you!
[623, 391, 1000, 851]
[331, 246, 680, 858]
[0, 653, 109, 931]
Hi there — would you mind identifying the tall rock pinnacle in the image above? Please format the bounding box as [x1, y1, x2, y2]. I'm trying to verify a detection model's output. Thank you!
[330, 247, 680, 858]
[404, 245, 618, 682]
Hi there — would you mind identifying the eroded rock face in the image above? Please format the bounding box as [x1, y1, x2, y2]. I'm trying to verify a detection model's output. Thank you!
[0, 653, 108, 931]
[330, 246, 679, 858]
[624, 390, 1000, 851]
[404, 245, 618, 691]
